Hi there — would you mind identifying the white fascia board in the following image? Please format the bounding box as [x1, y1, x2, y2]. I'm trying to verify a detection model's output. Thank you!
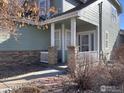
[41, 11, 79, 25]
[115, 0, 121, 6]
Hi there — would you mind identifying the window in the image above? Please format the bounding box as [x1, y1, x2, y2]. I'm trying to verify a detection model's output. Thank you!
[105, 31, 109, 48]
[39, 0, 50, 16]
[65, 30, 71, 49]
[112, 6, 117, 23]
[81, 35, 89, 51]
[55, 29, 61, 50]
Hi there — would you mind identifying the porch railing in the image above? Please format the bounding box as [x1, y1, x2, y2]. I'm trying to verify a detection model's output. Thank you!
[40, 51, 48, 63]
[77, 51, 99, 62]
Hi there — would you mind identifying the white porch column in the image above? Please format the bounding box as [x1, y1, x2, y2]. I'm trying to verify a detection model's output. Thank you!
[71, 18, 76, 46]
[62, 24, 65, 63]
[51, 23, 55, 47]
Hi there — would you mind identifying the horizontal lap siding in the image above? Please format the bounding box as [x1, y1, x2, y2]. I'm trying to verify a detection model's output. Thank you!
[0, 26, 50, 51]
[79, 4, 99, 24]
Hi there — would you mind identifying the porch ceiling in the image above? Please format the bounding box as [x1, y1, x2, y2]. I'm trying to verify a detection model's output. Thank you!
[54, 18, 96, 30]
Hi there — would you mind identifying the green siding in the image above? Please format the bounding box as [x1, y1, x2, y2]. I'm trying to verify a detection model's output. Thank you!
[0, 26, 50, 51]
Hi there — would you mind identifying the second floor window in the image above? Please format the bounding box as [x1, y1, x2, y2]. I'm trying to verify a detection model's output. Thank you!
[39, 0, 50, 16]
[112, 6, 117, 23]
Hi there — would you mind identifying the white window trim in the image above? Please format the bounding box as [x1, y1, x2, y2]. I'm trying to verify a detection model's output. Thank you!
[111, 5, 117, 23]
[77, 30, 96, 52]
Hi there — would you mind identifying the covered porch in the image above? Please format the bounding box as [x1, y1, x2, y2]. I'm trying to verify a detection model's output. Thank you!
[40, 17, 99, 64]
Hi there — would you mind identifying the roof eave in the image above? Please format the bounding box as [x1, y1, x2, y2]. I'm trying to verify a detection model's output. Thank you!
[116, 0, 123, 13]
[109, 0, 122, 14]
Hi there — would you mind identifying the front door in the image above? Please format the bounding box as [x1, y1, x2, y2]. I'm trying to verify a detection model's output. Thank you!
[78, 31, 96, 52]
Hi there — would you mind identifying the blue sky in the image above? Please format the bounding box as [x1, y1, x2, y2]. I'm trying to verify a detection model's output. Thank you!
[119, 0, 124, 29]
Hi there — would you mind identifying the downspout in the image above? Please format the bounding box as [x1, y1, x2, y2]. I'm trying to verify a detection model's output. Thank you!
[98, 2, 103, 60]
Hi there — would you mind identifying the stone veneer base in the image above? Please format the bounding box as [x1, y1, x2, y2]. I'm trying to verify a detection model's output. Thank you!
[67, 46, 78, 75]
[0, 50, 40, 65]
[48, 47, 58, 65]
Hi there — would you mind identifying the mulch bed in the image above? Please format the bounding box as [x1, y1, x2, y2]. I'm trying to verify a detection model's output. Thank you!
[11, 76, 95, 93]
[11, 76, 67, 93]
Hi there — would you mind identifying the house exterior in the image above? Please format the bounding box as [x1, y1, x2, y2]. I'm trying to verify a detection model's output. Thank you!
[0, 0, 122, 64]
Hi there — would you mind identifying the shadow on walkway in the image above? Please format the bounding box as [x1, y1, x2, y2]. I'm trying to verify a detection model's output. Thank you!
[0, 63, 67, 83]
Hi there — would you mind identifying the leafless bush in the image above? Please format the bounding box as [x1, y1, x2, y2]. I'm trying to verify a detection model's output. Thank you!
[12, 86, 42, 93]
[111, 45, 124, 65]
[109, 46, 124, 86]
[67, 53, 112, 92]
[109, 62, 124, 86]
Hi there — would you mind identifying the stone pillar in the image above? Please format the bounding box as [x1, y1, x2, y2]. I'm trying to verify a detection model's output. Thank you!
[48, 47, 58, 65]
[68, 46, 78, 76]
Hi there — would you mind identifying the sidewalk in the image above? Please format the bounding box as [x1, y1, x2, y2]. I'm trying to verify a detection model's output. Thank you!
[0, 64, 67, 89]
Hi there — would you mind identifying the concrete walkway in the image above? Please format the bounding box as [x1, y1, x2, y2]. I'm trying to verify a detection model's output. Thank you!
[0, 65, 67, 89]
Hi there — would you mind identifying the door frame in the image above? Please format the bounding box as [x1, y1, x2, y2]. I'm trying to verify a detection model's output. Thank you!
[77, 30, 97, 52]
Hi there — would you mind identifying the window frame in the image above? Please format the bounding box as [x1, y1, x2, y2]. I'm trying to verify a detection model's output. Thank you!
[111, 5, 117, 23]
[77, 31, 96, 52]
[39, 0, 50, 16]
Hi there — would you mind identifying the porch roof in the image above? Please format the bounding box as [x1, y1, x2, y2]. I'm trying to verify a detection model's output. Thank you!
[14, 0, 97, 26]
